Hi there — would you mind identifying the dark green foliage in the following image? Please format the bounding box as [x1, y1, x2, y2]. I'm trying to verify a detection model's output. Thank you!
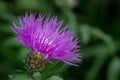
[0, 0, 120, 80]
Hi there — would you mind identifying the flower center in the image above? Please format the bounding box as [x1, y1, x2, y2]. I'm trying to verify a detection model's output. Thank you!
[25, 51, 46, 71]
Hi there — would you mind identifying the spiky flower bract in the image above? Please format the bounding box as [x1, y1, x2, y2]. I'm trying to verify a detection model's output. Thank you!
[12, 13, 81, 66]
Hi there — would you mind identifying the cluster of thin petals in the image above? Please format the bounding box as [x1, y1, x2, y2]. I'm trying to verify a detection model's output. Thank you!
[12, 13, 81, 66]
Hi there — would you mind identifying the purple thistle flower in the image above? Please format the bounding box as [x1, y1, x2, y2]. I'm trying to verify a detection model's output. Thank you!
[12, 13, 81, 66]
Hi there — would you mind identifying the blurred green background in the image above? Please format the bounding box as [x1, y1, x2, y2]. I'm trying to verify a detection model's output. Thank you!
[0, 0, 120, 80]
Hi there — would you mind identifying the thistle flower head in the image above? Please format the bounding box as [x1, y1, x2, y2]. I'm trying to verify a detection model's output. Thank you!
[12, 13, 81, 67]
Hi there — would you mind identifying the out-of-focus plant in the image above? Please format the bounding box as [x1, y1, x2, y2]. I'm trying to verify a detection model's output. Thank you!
[0, 0, 120, 80]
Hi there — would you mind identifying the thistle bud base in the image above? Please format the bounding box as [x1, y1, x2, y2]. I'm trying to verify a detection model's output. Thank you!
[25, 51, 46, 71]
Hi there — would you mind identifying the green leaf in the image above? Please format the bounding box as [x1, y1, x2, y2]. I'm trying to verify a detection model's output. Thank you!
[80, 24, 116, 55]
[17, 47, 30, 61]
[41, 61, 64, 79]
[107, 57, 120, 80]
[90, 26, 116, 55]
[3, 39, 21, 47]
[85, 51, 108, 80]
[9, 74, 15, 80]
[66, 11, 78, 33]
[47, 76, 63, 80]
[32, 72, 41, 80]
[80, 24, 91, 44]
[16, 69, 25, 73]
[82, 44, 107, 59]
[10, 74, 30, 80]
